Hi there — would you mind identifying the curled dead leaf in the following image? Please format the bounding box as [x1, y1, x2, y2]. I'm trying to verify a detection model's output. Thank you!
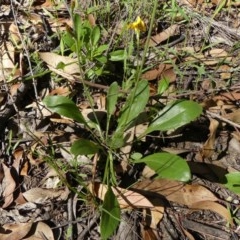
[141, 62, 175, 81]
[132, 179, 218, 206]
[147, 25, 178, 47]
[89, 182, 154, 209]
[190, 200, 233, 226]
[23, 222, 55, 240]
[39, 52, 80, 75]
[0, 222, 32, 240]
[201, 118, 219, 158]
[226, 109, 240, 124]
[2, 163, 17, 208]
[23, 187, 69, 203]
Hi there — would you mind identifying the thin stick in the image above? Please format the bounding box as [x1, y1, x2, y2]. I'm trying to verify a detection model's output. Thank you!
[206, 110, 240, 129]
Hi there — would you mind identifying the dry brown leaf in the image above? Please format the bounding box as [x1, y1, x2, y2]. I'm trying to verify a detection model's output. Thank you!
[27, 151, 44, 165]
[39, 52, 80, 75]
[212, 0, 230, 6]
[201, 98, 217, 110]
[178, 0, 203, 7]
[231, 1, 240, 7]
[0, 42, 20, 81]
[142, 165, 156, 179]
[120, 127, 135, 172]
[49, 17, 73, 32]
[161, 68, 176, 83]
[205, 49, 232, 65]
[185, 48, 231, 66]
[184, 53, 204, 63]
[47, 64, 75, 81]
[190, 200, 233, 226]
[148, 25, 178, 47]
[201, 118, 219, 158]
[218, 64, 231, 80]
[20, 160, 29, 176]
[201, 79, 212, 91]
[28, 12, 42, 24]
[132, 179, 218, 206]
[10, 83, 21, 96]
[49, 117, 74, 124]
[9, 23, 21, 45]
[208, 48, 228, 57]
[40, 0, 55, 7]
[231, 131, 240, 141]
[39, 0, 65, 8]
[0, 222, 32, 240]
[88, 14, 96, 26]
[182, 228, 195, 240]
[15, 192, 28, 205]
[0, 163, 4, 183]
[142, 64, 170, 81]
[13, 147, 24, 162]
[141, 63, 175, 81]
[23, 188, 68, 203]
[179, 46, 200, 53]
[49, 86, 71, 96]
[141, 226, 158, 240]
[23, 222, 54, 240]
[2, 163, 17, 208]
[226, 109, 240, 124]
[213, 91, 240, 102]
[149, 205, 164, 229]
[89, 183, 154, 209]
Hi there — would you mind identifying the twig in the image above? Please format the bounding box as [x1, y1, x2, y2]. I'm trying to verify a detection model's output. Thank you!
[67, 194, 74, 240]
[77, 214, 99, 240]
[73, 76, 128, 93]
[206, 110, 240, 129]
[10, 4, 39, 100]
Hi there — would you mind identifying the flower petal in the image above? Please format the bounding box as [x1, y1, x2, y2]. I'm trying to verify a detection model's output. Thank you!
[128, 16, 146, 32]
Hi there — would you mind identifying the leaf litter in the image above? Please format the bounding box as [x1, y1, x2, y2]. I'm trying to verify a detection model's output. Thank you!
[0, 0, 240, 239]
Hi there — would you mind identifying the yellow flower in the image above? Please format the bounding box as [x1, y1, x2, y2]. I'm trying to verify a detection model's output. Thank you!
[128, 16, 146, 34]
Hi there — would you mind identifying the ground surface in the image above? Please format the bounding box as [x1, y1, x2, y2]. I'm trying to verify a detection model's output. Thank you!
[0, 0, 240, 239]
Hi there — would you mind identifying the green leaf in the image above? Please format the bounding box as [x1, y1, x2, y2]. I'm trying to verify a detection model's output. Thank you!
[71, 139, 100, 156]
[94, 55, 107, 64]
[224, 172, 240, 194]
[62, 31, 75, 51]
[158, 78, 169, 95]
[109, 49, 126, 61]
[91, 26, 100, 46]
[146, 100, 202, 133]
[107, 82, 119, 117]
[43, 95, 85, 123]
[101, 187, 120, 240]
[108, 131, 125, 149]
[73, 14, 82, 41]
[118, 80, 149, 129]
[135, 153, 191, 182]
[131, 152, 143, 161]
[56, 61, 66, 70]
[94, 44, 109, 56]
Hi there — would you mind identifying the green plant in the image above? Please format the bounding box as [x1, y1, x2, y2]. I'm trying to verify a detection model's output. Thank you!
[60, 15, 109, 80]
[226, 204, 240, 228]
[42, 2, 203, 239]
[223, 172, 240, 194]
[162, 0, 190, 22]
[43, 88, 202, 238]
